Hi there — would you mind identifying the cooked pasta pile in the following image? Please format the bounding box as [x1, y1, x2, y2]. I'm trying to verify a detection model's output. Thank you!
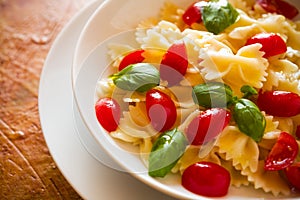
[96, 0, 300, 196]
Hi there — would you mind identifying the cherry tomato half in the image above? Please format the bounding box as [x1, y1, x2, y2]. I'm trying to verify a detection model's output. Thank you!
[182, 2, 203, 26]
[182, 161, 231, 197]
[146, 89, 177, 132]
[95, 97, 121, 132]
[160, 41, 188, 86]
[284, 162, 300, 191]
[118, 49, 145, 71]
[186, 108, 231, 145]
[264, 132, 299, 171]
[245, 33, 287, 58]
[257, 90, 300, 117]
[256, 0, 299, 20]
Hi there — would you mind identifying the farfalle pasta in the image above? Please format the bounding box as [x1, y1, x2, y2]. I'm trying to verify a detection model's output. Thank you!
[200, 43, 268, 96]
[216, 126, 259, 172]
[94, 0, 300, 198]
[242, 161, 291, 196]
[263, 59, 300, 93]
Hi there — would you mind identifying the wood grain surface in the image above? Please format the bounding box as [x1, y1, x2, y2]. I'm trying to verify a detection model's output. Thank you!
[0, 0, 92, 199]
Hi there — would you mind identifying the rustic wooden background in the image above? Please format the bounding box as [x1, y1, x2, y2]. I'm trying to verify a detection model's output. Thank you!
[0, 0, 93, 199]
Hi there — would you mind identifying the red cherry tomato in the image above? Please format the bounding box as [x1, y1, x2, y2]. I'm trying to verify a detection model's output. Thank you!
[245, 33, 287, 58]
[256, 0, 299, 20]
[118, 49, 145, 71]
[264, 132, 299, 171]
[182, 2, 203, 26]
[160, 41, 188, 86]
[146, 89, 177, 132]
[95, 97, 121, 132]
[284, 162, 300, 191]
[182, 161, 231, 197]
[257, 90, 300, 117]
[186, 108, 231, 145]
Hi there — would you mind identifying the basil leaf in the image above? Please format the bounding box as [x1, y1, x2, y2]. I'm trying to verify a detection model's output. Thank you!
[241, 85, 258, 99]
[233, 98, 266, 142]
[110, 63, 160, 92]
[192, 82, 234, 108]
[149, 128, 187, 177]
[201, 0, 239, 34]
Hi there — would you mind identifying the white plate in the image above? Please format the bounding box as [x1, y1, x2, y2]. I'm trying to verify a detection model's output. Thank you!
[72, 0, 300, 199]
[38, 1, 175, 199]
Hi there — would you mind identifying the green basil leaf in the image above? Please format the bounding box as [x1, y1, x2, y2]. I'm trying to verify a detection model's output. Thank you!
[192, 82, 234, 108]
[233, 98, 266, 142]
[201, 0, 239, 34]
[149, 128, 187, 177]
[241, 85, 258, 99]
[110, 63, 160, 92]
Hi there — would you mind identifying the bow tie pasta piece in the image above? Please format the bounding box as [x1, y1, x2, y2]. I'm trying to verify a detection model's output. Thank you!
[263, 59, 300, 94]
[253, 14, 287, 37]
[200, 43, 268, 96]
[136, 20, 183, 50]
[241, 161, 291, 196]
[216, 126, 259, 173]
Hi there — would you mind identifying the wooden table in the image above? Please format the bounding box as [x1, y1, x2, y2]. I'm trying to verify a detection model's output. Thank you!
[0, 0, 93, 198]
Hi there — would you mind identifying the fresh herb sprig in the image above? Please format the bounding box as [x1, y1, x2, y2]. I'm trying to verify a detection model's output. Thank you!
[201, 0, 239, 34]
[233, 98, 266, 142]
[192, 82, 235, 108]
[148, 128, 188, 177]
[110, 63, 160, 93]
